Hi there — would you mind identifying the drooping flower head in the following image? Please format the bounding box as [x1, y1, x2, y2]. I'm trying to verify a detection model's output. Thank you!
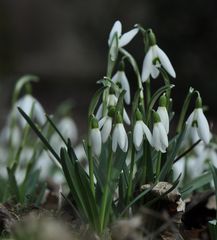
[186, 95, 211, 144]
[152, 111, 168, 153]
[133, 109, 152, 151]
[99, 106, 115, 143]
[89, 116, 102, 157]
[16, 94, 46, 127]
[112, 61, 131, 105]
[108, 20, 138, 48]
[141, 29, 176, 82]
[96, 89, 130, 125]
[156, 94, 169, 134]
[112, 112, 128, 152]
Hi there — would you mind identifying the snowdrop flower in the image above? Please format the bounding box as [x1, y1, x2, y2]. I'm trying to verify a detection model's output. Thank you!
[0, 125, 21, 147]
[112, 113, 128, 152]
[133, 109, 152, 150]
[89, 116, 102, 157]
[152, 111, 168, 153]
[108, 20, 138, 48]
[99, 108, 113, 143]
[50, 117, 78, 152]
[112, 62, 131, 105]
[156, 94, 169, 134]
[15, 94, 46, 127]
[108, 93, 130, 125]
[141, 30, 176, 82]
[96, 93, 130, 125]
[186, 96, 211, 144]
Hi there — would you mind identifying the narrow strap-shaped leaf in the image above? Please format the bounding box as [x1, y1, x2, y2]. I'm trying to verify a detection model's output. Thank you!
[181, 171, 212, 199]
[209, 163, 217, 219]
[158, 129, 186, 181]
[18, 107, 61, 163]
[60, 148, 89, 218]
[148, 84, 174, 111]
[120, 187, 154, 217]
[115, 90, 126, 119]
[46, 114, 67, 145]
[7, 167, 20, 203]
[88, 86, 107, 117]
[60, 148, 99, 230]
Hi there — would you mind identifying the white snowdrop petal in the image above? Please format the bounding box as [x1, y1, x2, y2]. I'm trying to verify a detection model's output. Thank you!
[101, 117, 112, 143]
[34, 101, 46, 125]
[90, 128, 102, 156]
[18, 95, 34, 115]
[119, 28, 139, 47]
[186, 111, 195, 125]
[133, 121, 143, 150]
[152, 122, 168, 153]
[96, 104, 103, 120]
[190, 127, 200, 143]
[158, 123, 168, 151]
[141, 122, 152, 145]
[141, 47, 153, 82]
[108, 94, 118, 106]
[123, 130, 128, 152]
[151, 65, 160, 79]
[117, 124, 126, 150]
[58, 117, 78, 144]
[16, 94, 45, 127]
[157, 106, 169, 134]
[152, 124, 161, 151]
[98, 116, 107, 129]
[111, 71, 119, 83]
[123, 110, 131, 125]
[108, 20, 122, 46]
[112, 126, 119, 152]
[196, 108, 211, 144]
[156, 45, 176, 78]
[120, 71, 131, 104]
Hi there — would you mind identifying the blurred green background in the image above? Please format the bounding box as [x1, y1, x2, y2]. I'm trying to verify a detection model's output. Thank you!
[0, 0, 216, 133]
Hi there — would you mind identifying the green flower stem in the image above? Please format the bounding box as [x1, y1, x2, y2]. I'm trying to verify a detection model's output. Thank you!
[126, 146, 135, 205]
[161, 70, 171, 107]
[145, 79, 151, 108]
[99, 151, 113, 233]
[87, 145, 95, 199]
[141, 141, 153, 184]
[156, 152, 162, 178]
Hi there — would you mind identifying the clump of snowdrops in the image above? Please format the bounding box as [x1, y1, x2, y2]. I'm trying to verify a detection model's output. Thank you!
[18, 21, 216, 236]
[0, 76, 78, 205]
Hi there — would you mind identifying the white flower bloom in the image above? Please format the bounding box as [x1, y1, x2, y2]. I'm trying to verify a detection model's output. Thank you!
[57, 117, 78, 145]
[99, 115, 113, 143]
[108, 20, 138, 48]
[112, 70, 130, 104]
[96, 94, 130, 125]
[16, 94, 46, 127]
[133, 120, 152, 150]
[112, 123, 128, 152]
[141, 45, 176, 82]
[89, 128, 102, 157]
[186, 108, 210, 144]
[157, 106, 169, 134]
[152, 121, 168, 153]
[50, 117, 78, 153]
[0, 125, 21, 147]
